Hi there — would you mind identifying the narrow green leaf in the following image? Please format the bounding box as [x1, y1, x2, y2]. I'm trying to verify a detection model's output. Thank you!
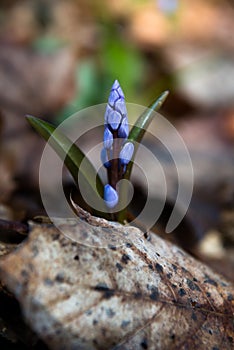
[26, 116, 106, 214]
[126, 90, 169, 180]
[117, 91, 169, 223]
[129, 91, 169, 146]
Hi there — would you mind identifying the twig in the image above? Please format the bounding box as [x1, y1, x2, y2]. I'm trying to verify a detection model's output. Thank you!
[0, 219, 28, 235]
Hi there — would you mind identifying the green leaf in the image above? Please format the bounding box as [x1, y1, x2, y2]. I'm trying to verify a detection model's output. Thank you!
[126, 90, 169, 179]
[26, 116, 106, 215]
[117, 91, 169, 223]
[129, 91, 169, 142]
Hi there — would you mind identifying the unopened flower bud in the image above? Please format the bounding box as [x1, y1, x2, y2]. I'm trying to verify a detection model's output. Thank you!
[104, 184, 118, 208]
[107, 110, 122, 130]
[103, 127, 113, 149]
[119, 142, 134, 165]
[100, 148, 111, 168]
[118, 117, 129, 138]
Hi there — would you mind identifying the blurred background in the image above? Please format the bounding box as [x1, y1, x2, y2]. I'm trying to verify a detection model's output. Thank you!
[0, 0, 234, 279]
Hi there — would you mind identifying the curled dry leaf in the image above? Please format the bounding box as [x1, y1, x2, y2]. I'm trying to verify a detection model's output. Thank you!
[0, 217, 233, 350]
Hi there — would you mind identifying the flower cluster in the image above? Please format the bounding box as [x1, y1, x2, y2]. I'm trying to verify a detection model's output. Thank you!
[101, 80, 134, 209]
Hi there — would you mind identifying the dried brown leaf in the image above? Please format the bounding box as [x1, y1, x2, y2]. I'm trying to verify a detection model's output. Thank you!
[0, 218, 233, 350]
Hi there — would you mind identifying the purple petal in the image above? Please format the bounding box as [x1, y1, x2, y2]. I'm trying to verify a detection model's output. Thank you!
[117, 85, 125, 99]
[100, 148, 111, 168]
[119, 142, 134, 165]
[107, 110, 122, 130]
[108, 90, 119, 107]
[115, 99, 127, 116]
[104, 184, 118, 208]
[104, 104, 112, 123]
[111, 79, 120, 90]
[103, 127, 113, 149]
[118, 117, 129, 138]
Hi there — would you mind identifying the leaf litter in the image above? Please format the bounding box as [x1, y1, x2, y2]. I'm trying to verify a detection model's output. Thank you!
[0, 212, 233, 350]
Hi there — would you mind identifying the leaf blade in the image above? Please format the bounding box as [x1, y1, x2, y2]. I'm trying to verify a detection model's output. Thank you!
[118, 91, 169, 223]
[26, 116, 106, 213]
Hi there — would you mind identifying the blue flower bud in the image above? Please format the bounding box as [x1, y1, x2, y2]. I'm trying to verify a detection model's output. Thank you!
[111, 79, 120, 91]
[119, 142, 134, 165]
[112, 80, 124, 97]
[118, 117, 129, 138]
[100, 148, 111, 168]
[107, 110, 122, 130]
[104, 184, 118, 208]
[103, 126, 113, 149]
[117, 85, 125, 99]
[111, 80, 125, 98]
[108, 89, 119, 107]
[104, 104, 112, 123]
[101, 81, 134, 208]
[115, 99, 127, 117]
[105, 80, 128, 132]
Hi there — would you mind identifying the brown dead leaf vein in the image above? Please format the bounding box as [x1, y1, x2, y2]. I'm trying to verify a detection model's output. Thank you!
[42, 284, 233, 324]
[119, 242, 180, 304]
[173, 312, 208, 350]
[53, 296, 109, 326]
[177, 262, 217, 312]
[218, 315, 232, 350]
[122, 242, 221, 312]
[112, 304, 165, 349]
